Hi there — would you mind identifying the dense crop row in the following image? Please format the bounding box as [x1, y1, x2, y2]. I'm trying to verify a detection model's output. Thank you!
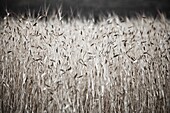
[0, 14, 170, 113]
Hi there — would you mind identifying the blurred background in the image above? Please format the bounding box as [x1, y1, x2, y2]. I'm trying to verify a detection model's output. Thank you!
[0, 0, 170, 19]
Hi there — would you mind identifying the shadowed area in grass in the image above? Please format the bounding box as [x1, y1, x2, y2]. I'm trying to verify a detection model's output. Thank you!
[0, 0, 170, 20]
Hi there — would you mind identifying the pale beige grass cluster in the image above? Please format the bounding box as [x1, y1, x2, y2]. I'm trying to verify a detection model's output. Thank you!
[0, 14, 170, 113]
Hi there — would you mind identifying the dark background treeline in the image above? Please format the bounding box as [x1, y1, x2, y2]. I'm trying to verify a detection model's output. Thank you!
[0, 0, 170, 19]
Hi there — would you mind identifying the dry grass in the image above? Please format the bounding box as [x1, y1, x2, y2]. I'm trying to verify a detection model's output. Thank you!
[0, 13, 170, 113]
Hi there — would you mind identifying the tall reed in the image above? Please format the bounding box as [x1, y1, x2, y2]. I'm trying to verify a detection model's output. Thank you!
[0, 13, 170, 113]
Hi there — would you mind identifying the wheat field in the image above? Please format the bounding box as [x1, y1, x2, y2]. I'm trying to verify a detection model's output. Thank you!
[0, 13, 170, 113]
